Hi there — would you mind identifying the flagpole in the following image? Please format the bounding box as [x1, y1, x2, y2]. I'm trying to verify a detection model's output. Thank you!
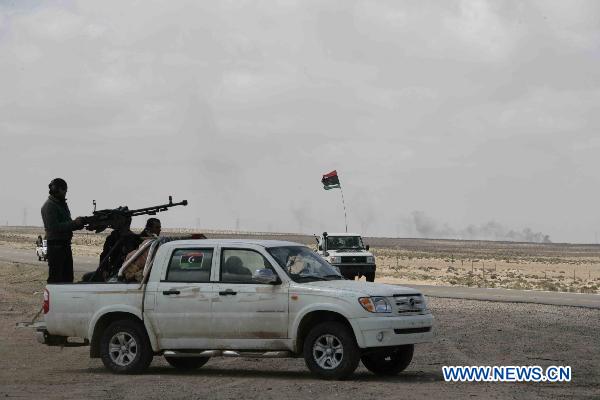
[340, 186, 348, 233]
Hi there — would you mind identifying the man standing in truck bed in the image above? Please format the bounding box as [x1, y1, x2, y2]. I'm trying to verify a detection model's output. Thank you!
[40, 178, 84, 283]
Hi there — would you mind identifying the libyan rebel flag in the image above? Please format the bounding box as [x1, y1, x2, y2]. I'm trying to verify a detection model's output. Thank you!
[322, 170, 341, 190]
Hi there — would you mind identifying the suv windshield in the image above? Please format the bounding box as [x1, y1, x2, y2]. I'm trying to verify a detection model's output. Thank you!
[267, 246, 343, 282]
[326, 236, 364, 250]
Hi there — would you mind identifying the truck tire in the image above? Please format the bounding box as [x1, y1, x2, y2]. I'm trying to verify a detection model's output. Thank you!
[165, 356, 209, 370]
[303, 321, 360, 380]
[100, 319, 153, 374]
[365, 272, 375, 282]
[361, 344, 414, 376]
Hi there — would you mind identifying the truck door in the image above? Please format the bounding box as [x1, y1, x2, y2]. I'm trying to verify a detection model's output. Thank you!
[145, 246, 216, 349]
[211, 246, 288, 342]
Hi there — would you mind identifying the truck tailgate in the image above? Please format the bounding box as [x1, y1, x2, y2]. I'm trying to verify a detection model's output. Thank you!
[45, 284, 145, 339]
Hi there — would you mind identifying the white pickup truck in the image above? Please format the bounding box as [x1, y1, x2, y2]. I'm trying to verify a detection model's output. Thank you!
[37, 237, 433, 380]
[316, 232, 377, 282]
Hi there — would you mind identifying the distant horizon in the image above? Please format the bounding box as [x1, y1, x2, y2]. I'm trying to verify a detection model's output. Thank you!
[4, 224, 599, 246]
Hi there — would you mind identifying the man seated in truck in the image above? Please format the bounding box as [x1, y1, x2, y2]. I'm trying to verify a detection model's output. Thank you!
[286, 254, 320, 276]
[139, 217, 161, 238]
[82, 215, 143, 282]
[100, 216, 143, 279]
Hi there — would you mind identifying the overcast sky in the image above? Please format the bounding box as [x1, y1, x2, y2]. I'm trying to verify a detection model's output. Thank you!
[1, 0, 599, 243]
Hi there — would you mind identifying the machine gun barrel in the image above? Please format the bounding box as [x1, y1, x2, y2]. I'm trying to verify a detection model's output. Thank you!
[128, 196, 188, 216]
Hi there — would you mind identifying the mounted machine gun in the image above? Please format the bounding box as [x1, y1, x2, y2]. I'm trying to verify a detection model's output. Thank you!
[81, 196, 188, 233]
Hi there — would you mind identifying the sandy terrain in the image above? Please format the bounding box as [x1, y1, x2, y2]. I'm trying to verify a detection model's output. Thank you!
[0, 261, 598, 399]
[4, 227, 599, 293]
[373, 249, 600, 293]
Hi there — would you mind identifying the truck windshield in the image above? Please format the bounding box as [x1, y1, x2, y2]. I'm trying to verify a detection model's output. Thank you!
[267, 246, 343, 282]
[326, 236, 363, 250]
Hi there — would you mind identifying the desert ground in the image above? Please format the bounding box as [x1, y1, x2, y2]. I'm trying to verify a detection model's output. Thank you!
[0, 261, 598, 399]
[1, 228, 599, 398]
[3, 226, 600, 293]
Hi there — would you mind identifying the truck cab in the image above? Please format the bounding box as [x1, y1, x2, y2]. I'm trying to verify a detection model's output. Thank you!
[316, 232, 376, 282]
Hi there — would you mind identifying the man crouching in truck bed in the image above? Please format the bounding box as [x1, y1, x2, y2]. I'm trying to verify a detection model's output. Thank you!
[82, 215, 142, 282]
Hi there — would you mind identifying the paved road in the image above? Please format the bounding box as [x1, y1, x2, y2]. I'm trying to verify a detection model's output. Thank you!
[2, 244, 598, 309]
[0, 245, 97, 272]
[409, 284, 599, 309]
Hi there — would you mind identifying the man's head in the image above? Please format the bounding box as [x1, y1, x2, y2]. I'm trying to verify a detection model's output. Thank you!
[48, 178, 68, 200]
[145, 218, 161, 236]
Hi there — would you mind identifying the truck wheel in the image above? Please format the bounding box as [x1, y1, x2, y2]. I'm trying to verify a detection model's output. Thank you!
[100, 319, 153, 374]
[303, 321, 360, 380]
[365, 272, 375, 282]
[361, 344, 414, 376]
[165, 356, 209, 370]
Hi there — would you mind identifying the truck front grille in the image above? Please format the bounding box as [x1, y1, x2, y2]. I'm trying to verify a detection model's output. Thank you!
[341, 256, 367, 263]
[391, 294, 427, 314]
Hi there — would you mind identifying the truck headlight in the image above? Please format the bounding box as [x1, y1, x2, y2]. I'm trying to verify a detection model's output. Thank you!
[329, 256, 341, 264]
[358, 297, 392, 313]
[367, 256, 375, 264]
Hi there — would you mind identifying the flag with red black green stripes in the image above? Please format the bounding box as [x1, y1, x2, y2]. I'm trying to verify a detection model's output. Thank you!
[322, 170, 341, 190]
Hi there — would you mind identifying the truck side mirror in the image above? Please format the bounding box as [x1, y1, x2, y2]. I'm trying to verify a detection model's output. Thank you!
[365, 244, 370, 251]
[252, 269, 279, 284]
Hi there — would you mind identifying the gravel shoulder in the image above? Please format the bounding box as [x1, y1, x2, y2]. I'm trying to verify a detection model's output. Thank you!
[0, 262, 598, 399]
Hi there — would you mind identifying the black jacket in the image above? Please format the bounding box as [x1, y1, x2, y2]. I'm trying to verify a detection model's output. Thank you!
[41, 196, 76, 241]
